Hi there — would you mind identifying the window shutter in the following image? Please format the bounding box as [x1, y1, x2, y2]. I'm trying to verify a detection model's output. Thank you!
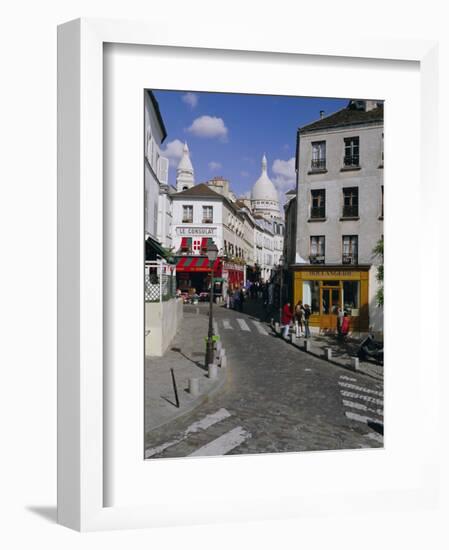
[158, 156, 169, 184]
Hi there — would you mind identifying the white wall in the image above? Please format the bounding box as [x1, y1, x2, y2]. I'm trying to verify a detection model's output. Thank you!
[145, 298, 183, 356]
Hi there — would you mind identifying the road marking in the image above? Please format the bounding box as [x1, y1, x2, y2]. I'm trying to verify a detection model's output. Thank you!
[252, 320, 269, 335]
[342, 399, 383, 417]
[185, 408, 231, 434]
[236, 318, 251, 332]
[340, 375, 357, 382]
[365, 432, 384, 444]
[345, 411, 383, 425]
[189, 426, 251, 457]
[145, 408, 232, 458]
[338, 381, 383, 397]
[340, 391, 383, 406]
[222, 319, 233, 330]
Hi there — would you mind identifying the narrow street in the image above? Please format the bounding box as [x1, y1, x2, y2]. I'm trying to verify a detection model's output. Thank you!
[145, 299, 383, 459]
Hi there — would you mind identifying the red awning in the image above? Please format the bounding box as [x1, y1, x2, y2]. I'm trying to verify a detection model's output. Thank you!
[176, 255, 222, 274]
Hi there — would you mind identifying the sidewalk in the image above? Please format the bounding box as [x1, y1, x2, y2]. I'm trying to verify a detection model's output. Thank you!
[286, 331, 383, 381]
[145, 306, 226, 434]
[243, 297, 383, 382]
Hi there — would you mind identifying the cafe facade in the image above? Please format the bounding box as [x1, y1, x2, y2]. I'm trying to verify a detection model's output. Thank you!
[291, 264, 372, 333]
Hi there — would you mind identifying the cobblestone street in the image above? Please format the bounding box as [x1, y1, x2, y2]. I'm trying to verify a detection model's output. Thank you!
[145, 300, 383, 459]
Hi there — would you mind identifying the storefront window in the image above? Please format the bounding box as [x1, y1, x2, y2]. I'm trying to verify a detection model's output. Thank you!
[343, 281, 359, 314]
[303, 281, 320, 314]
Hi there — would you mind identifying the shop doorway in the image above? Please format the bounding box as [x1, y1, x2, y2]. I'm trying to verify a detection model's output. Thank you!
[320, 284, 341, 332]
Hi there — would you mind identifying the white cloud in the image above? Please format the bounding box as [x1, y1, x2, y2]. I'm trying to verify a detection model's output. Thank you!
[187, 115, 228, 141]
[182, 92, 198, 109]
[208, 161, 222, 172]
[272, 157, 296, 205]
[161, 139, 185, 167]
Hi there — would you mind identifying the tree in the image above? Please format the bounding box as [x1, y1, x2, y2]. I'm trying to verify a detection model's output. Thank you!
[373, 236, 384, 306]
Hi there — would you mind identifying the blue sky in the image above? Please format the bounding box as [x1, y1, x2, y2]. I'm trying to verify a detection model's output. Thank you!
[152, 90, 348, 203]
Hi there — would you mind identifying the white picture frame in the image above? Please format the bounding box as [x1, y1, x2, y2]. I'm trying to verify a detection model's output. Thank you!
[57, 18, 441, 531]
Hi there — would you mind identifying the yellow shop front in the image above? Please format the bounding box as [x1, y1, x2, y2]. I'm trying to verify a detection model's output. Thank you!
[292, 265, 370, 333]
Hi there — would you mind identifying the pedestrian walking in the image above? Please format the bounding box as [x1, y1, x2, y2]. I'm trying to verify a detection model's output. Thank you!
[294, 300, 304, 337]
[238, 286, 245, 312]
[226, 287, 231, 309]
[303, 304, 311, 338]
[281, 302, 293, 339]
[336, 306, 345, 335]
[233, 287, 240, 310]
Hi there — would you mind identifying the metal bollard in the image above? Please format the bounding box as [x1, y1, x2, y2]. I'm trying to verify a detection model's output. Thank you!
[275, 322, 280, 334]
[350, 356, 359, 371]
[304, 339, 311, 352]
[325, 348, 332, 361]
[208, 363, 218, 379]
[288, 332, 294, 344]
[220, 355, 227, 368]
[189, 378, 200, 396]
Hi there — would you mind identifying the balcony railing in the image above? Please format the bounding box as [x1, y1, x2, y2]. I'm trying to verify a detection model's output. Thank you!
[311, 158, 326, 170]
[182, 218, 193, 224]
[342, 254, 358, 265]
[309, 255, 325, 264]
[202, 218, 213, 224]
[310, 206, 325, 219]
[342, 205, 359, 218]
[343, 155, 359, 167]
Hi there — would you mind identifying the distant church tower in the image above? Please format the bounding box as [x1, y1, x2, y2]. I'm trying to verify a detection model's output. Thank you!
[176, 142, 195, 192]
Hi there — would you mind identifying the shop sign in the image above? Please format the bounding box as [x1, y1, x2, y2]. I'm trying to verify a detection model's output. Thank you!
[176, 226, 217, 236]
[223, 262, 244, 271]
[301, 270, 355, 278]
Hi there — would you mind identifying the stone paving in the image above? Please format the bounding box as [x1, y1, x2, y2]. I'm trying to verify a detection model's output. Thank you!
[145, 306, 226, 432]
[145, 299, 384, 459]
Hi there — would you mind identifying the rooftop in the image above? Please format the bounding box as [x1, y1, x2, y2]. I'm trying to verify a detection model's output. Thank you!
[299, 101, 383, 134]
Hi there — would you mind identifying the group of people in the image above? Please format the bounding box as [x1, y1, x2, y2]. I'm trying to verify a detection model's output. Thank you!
[225, 285, 246, 312]
[281, 300, 312, 339]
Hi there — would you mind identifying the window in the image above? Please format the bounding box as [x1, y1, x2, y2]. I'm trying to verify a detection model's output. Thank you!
[311, 141, 326, 170]
[202, 205, 213, 223]
[193, 239, 201, 252]
[342, 235, 358, 264]
[310, 189, 326, 218]
[310, 236, 325, 264]
[303, 280, 320, 313]
[342, 187, 359, 218]
[343, 281, 360, 314]
[182, 205, 193, 223]
[344, 136, 360, 167]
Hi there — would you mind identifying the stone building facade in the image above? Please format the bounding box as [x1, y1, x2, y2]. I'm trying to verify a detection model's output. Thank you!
[290, 99, 384, 334]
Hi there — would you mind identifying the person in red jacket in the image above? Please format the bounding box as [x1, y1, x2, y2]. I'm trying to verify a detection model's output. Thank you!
[281, 302, 293, 339]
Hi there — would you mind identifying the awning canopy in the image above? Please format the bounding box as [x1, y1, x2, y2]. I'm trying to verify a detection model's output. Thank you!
[175, 255, 222, 274]
[145, 236, 171, 261]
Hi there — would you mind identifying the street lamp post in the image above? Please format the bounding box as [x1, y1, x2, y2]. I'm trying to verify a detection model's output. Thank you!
[278, 255, 285, 325]
[205, 241, 219, 368]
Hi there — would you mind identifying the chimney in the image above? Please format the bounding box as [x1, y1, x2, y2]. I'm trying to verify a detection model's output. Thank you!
[319, 110, 325, 119]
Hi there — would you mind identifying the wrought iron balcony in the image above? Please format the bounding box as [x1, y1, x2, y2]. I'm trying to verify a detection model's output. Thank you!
[309, 255, 325, 264]
[311, 158, 326, 170]
[343, 155, 359, 167]
[310, 206, 326, 219]
[342, 254, 358, 265]
[342, 205, 359, 218]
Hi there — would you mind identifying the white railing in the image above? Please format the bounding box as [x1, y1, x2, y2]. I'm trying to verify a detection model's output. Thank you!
[145, 260, 177, 302]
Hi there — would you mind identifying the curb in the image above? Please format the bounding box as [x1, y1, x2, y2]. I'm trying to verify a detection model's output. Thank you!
[145, 336, 228, 435]
[269, 327, 383, 382]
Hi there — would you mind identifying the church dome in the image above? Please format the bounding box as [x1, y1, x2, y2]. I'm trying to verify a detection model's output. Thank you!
[250, 155, 280, 213]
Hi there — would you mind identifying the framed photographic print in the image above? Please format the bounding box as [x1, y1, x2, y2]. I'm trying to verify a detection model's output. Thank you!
[58, 18, 441, 531]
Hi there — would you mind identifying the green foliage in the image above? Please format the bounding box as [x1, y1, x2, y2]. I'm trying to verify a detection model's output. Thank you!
[373, 236, 384, 306]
